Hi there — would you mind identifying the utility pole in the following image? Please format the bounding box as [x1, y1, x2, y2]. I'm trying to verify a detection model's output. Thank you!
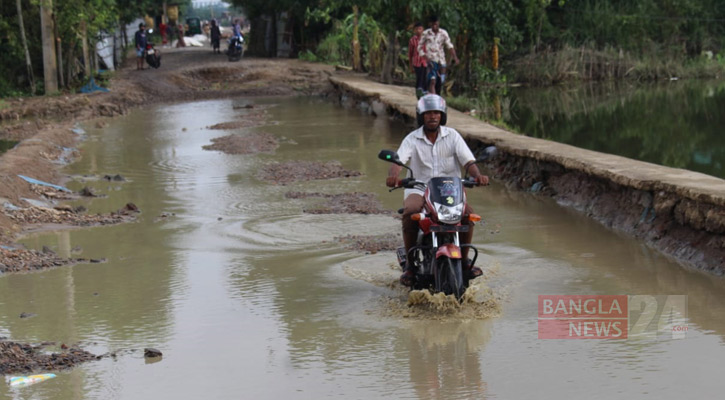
[80, 20, 91, 78]
[40, 0, 58, 93]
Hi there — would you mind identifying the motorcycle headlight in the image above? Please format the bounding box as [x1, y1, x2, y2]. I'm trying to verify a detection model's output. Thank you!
[433, 202, 463, 224]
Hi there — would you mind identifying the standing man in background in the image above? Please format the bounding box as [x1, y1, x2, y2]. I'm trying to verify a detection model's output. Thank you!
[408, 22, 427, 99]
[417, 16, 459, 95]
[134, 22, 147, 70]
[210, 19, 221, 54]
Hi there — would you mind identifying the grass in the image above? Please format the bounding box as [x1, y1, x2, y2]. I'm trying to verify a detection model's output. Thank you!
[507, 44, 725, 85]
[446, 95, 519, 133]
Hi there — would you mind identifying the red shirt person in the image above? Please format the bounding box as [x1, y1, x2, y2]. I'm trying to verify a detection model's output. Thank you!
[408, 22, 427, 98]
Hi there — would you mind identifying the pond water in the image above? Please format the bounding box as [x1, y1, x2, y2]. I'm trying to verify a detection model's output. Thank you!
[1, 97, 725, 399]
[480, 80, 725, 178]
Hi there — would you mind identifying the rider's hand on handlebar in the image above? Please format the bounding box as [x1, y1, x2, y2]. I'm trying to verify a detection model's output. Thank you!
[386, 176, 401, 188]
[475, 175, 490, 186]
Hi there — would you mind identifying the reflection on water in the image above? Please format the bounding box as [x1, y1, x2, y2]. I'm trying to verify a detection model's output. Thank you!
[1, 97, 725, 399]
[482, 81, 725, 178]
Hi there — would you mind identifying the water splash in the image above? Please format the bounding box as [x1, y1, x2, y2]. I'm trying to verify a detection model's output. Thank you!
[346, 259, 504, 321]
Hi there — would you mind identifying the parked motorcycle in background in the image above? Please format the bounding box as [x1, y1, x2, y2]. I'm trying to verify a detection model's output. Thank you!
[227, 34, 244, 62]
[144, 29, 161, 69]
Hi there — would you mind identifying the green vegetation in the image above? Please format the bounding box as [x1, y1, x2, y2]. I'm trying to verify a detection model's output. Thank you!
[3, 0, 725, 97]
[0, 0, 191, 97]
[233, 0, 725, 92]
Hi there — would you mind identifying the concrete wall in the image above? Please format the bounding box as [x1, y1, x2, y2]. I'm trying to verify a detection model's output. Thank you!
[329, 74, 725, 274]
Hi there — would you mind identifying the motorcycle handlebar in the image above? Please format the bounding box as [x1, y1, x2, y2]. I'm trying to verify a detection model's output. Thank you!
[463, 177, 490, 188]
[388, 178, 425, 192]
[390, 178, 485, 191]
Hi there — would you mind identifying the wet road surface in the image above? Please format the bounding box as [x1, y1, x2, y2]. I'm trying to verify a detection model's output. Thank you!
[2, 97, 725, 399]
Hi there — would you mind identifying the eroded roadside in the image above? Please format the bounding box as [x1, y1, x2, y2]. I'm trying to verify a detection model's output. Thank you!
[0, 48, 337, 273]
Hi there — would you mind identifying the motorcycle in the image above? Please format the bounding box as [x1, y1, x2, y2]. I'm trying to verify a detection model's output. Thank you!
[145, 42, 161, 69]
[227, 34, 244, 62]
[378, 146, 496, 300]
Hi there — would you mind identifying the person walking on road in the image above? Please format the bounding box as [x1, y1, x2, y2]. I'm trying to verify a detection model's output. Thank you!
[408, 22, 427, 99]
[175, 22, 186, 48]
[210, 19, 221, 54]
[134, 22, 147, 70]
[159, 20, 168, 46]
[417, 16, 459, 95]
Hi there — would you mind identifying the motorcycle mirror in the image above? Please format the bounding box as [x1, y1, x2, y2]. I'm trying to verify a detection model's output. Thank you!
[378, 150, 403, 166]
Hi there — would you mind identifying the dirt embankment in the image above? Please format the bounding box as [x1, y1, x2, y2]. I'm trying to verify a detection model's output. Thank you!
[0, 47, 336, 268]
[481, 151, 725, 274]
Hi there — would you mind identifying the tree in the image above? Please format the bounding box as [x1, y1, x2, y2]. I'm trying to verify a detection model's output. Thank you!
[40, 0, 58, 93]
[15, 0, 35, 93]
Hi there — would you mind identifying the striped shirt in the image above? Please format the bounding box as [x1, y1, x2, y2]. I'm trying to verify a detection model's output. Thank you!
[418, 28, 454, 65]
[397, 126, 475, 198]
[408, 35, 427, 68]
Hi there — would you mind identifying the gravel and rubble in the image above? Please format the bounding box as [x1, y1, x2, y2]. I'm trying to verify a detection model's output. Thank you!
[202, 132, 279, 155]
[0, 203, 137, 273]
[3, 203, 139, 227]
[0, 341, 101, 375]
[259, 161, 362, 185]
[285, 191, 390, 214]
[207, 111, 269, 131]
[0, 246, 107, 274]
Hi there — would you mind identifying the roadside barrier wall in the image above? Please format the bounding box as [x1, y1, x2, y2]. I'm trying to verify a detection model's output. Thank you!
[330, 75, 725, 274]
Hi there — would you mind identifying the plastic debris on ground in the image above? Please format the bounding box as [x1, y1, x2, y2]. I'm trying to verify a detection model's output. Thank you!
[7, 374, 57, 387]
[171, 37, 205, 47]
[17, 175, 72, 192]
[79, 77, 109, 94]
[3, 202, 21, 211]
[20, 198, 53, 208]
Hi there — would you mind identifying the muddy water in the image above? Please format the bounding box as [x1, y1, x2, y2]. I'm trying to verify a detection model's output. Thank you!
[2, 97, 725, 399]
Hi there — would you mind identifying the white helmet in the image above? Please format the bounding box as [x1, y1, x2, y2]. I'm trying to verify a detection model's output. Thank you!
[416, 94, 447, 127]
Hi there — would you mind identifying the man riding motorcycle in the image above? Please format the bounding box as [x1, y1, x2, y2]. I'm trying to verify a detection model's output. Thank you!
[386, 94, 489, 286]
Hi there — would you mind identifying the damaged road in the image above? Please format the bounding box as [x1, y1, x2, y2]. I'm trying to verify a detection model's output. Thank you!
[0, 49, 336, 275]
[0, 341, 101, 376]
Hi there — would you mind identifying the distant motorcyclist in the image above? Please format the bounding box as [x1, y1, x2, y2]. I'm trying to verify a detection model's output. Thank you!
[232, 19, 243, 39]
[386, 94, 488, 286]
[227, 19, 244, 58]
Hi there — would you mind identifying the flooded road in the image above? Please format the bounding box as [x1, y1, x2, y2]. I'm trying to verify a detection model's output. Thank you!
[2, 97, 725, 399]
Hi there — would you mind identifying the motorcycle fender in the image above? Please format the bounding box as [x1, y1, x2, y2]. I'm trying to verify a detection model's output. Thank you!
[436, 243, 462, 259]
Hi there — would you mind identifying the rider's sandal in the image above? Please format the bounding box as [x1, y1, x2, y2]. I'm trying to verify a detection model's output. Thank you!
[399, 269, 416, 287]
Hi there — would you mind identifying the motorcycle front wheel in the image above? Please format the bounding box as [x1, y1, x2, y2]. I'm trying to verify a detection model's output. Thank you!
[435, 256, 464, 300]
[228, 47, 242, 62]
